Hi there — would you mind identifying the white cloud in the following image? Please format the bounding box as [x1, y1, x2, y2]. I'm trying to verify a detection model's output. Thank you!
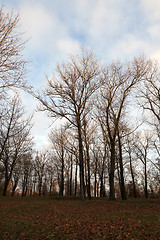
[20, 4, 53, 47]
[111, 34, 149, 59]
[149, 49, 160, 62]
[147, 24, 160, 40]
[57, 38, 80, 55]
[70, 0, 123, 41]
[4, 0, 160, 149]
[140, 0, 160, 21]
[89, 0, 121, 38]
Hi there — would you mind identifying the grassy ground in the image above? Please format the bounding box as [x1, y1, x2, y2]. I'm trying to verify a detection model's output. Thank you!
[0, 197, 160, 239]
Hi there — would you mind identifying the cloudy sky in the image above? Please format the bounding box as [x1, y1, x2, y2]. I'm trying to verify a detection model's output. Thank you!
[4, 0, 160, 149]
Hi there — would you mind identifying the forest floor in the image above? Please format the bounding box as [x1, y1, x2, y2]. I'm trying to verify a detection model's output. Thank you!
[0, 196, 160, 239]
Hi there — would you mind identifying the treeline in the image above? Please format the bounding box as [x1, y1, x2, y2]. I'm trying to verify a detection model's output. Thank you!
[0, 6, 159, 199]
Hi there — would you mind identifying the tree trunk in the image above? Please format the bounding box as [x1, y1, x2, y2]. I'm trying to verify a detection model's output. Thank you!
[70, 157, 73, 196]
[109, 142, 116, 200]
[144, 158, 148, 198]
[22, 178, 25, 197]
[77, 119, 85, 200]
[22, 176, 27, 196]
[3, 177, 9, 196]
[100, 174, 103, 197]
[11, 177, 19, 196]
[25, 182, 28, 196]
[74, 157, 78, 196]
[118, 132, 127, 200]
[86, 150, 91, 199]
[3, 158, 15, 196]
[83, 120, 91, 199]
[39, 178, 42, 197]
[103, 174, 106, 197]
[84, 153, 88, 194]
[30, 187, 32, 196]
[100, 153, 106, 197]
[128, 149, 137, 198]
[49, 176, 53, 196]
[97, 181, 99, 197]
[94, 156, 98, 198]
[59, 152, 64, 196]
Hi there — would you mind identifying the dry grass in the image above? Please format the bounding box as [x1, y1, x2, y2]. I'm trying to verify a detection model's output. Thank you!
[0, 197, 160, 239]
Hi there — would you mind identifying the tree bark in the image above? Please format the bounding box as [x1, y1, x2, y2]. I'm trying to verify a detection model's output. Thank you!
[49, 176, 53, 196]
[3, 178, 9, 196]
[11, 177, 19, 196]
[94, 156, 98, 198]
[128, 148, 137, 198]
[77, 117, 85, 200]
[144, 157, 148, 198]
[59, 152, 64, 196]
[70, 155, 73, 196]
[83, 121, 91, 199]
[109, 142, 116, 200]
[100, 151, 106, 197]
[118, 132, 127, 200]
[74, 157, 78, 196]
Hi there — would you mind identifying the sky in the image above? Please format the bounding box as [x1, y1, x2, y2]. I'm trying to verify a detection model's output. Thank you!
[3, 0, 160, 150]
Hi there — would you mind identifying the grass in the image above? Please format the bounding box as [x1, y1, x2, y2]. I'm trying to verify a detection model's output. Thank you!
[0, 196, 160, 239]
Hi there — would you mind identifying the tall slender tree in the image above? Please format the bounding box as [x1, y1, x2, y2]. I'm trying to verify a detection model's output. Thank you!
[0, 95, 33, 196]
[35, 49, 102, 199]
[0, 6, 29, 97]
[98, 56, 152, 200]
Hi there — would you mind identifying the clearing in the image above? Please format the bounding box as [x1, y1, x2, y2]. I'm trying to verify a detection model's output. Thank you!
[0, 197, 160, 239]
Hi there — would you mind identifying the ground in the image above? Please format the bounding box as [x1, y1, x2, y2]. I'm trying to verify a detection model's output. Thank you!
[0, 196, 160, 239]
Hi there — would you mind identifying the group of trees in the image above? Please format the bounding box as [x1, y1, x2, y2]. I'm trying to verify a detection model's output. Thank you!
[34, 52, 159, 200]
[0, 6, 33, 196]
[0, 6, 159, 199]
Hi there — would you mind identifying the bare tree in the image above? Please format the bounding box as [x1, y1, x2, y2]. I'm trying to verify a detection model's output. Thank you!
[49, 128, 67, 196]
[35, 49, 102, 199]
[83, 118, 97, 199]
[21, 153, 33, 197]
[0, 6, 29, 97]
[124, 134, 137, 198]
[139, 63, 160, 170]
[0, 95, 33, 196]
[45, 155, 56, 196]
[117, 127, 127, 200]
[63, 130, 79, 196]
[133, 132, 153, 198]
[11, 159, 22, 196]
[98, 56, 152, 200]
[140, 61, 160, 123]
[34, 151, 49, 197]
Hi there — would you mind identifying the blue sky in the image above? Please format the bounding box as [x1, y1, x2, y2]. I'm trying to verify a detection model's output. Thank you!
[4, 0, 160, 149]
